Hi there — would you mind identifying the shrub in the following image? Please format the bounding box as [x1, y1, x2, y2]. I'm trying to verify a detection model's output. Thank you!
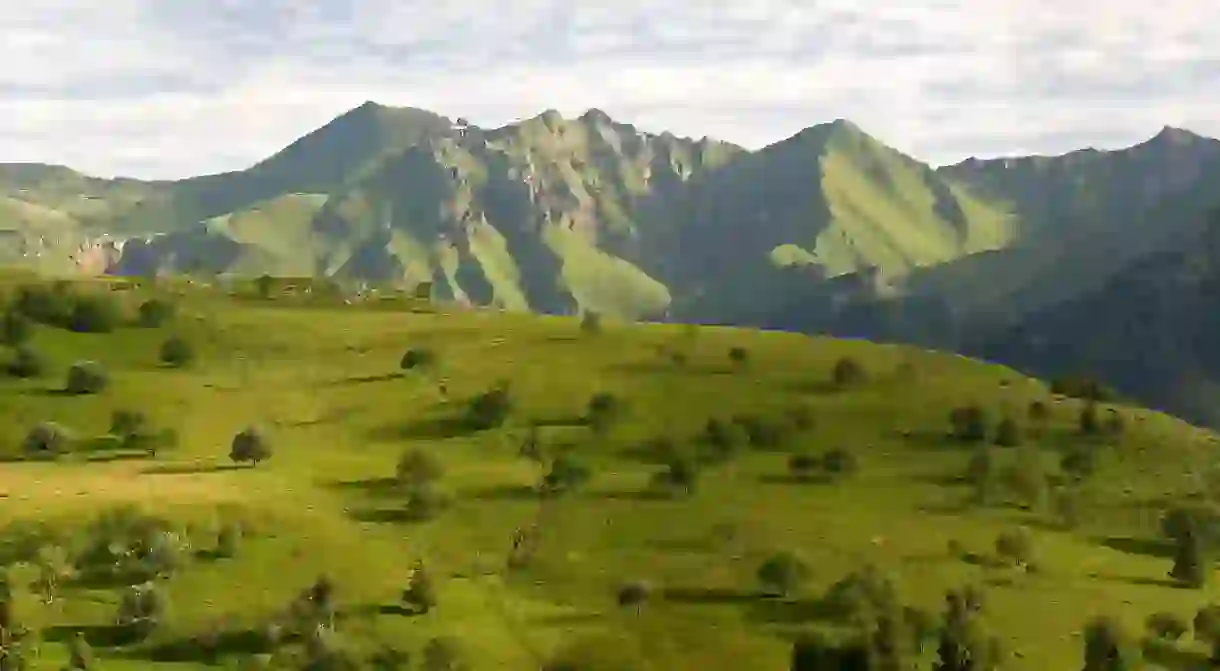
[421, 636, 467, 671]
[579, 311, 602, 334]
[731, 412, 794, 449]
[831, 356, 867, 387]
[13, 283, 74, 325]
[542, 455, 592, 495]
[994, 528, 1034, 567]
[728, 346, 749, 366]
[697, 418, 747, 463]
[402, 563, 437, 614]
[993, 417, 1022, 447]
[464, 381, 512, 430]
[6, 344, 44, 378]
[117, 582, 167, 639]
[405, 483, 453, 521]
[786, 405, 815, 430]
[215, 523, 242, 559]
[949, 405, 988, 442]
[22, 422, 72, 459]
[159, 336, 195, 367]
[65, 360, 108, 394]
[136, 299, 176, 327]
[651, 457, 699, 495]
[585, 392, 624, 435]
[400, 348, 437, 371]
[1079, 401, 1101, 435]
[757, 550, 812, 597]
[1050, 376, 1115, 402]
[0, 309, 31, 345]
[396, 448, 444, 486]
[68, 294, 121, 333]
[821, 449, 858, 476]
[109, 409, 148, 444]
[1027, 400, 1049, 422]
[787, 453, 821, 479]
[230, 426, 271, 466]
[1145, 611, 1188, 640]
[616, 581, 652, 608]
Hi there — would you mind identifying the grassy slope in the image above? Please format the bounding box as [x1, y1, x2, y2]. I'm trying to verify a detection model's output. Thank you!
[0, 279, 1216, 669]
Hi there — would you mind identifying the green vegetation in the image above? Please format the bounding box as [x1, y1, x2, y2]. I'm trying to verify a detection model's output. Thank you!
[0, 274, 1211, 670]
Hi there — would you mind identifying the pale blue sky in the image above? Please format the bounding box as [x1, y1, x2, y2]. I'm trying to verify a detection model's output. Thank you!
[2, 0, 1217, 179]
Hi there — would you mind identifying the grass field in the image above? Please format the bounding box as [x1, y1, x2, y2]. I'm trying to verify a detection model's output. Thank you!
[0, 277, 1217, 669]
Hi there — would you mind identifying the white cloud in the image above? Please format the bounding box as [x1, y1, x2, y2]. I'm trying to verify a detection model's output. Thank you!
[1, 0, 1217, 178]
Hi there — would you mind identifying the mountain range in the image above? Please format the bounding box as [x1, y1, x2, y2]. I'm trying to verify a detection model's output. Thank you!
[4, 102, 1220, 423]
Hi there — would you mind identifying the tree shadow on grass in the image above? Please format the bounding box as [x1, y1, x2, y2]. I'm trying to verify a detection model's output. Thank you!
[367, 416, 481, 442]
[660, 586, 762, 605]
[319, 372, 404, 387]
[1096, 536, 1175, 559]
[747, 597, 840, 626]
[138, 628, 270, 662]
[141, 462, 244, 475]
[464, 484, 541, 501]
[325, 477, 404, 500]
[43, 623, 142, 648]
[757, 474, 834, 486]
[590, 488, 675, 502]
[1090, 573, 1185, 590]
[348, 507, 418, 524]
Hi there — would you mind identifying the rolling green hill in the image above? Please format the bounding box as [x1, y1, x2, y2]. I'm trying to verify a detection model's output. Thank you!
[0, 275, 1216, 669]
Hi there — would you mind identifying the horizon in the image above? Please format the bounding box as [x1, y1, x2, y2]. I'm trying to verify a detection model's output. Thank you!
[4, 1, 1217, 180]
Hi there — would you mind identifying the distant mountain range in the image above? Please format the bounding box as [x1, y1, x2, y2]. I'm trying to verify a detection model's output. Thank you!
[4, 102, 1220, 423]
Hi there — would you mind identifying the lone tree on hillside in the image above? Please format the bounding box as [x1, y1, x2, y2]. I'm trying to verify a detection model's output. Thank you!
[159, 335, 195, 367]
[757, 550, 812, 598]
[66, 360, 108, 394]
[396, 448, 444, 486]
[402, 561, 437, 614]
[255, 274, 274, 299]
[831, 356, 867, 387]
[230, 426, 272, 466]
[1082, 616, 1140, 671]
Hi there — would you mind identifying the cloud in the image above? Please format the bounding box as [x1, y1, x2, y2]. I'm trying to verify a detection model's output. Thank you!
[0, 0, 1217, 178]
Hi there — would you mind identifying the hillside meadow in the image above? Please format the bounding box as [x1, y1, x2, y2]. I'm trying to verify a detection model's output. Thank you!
[0, 275, 1216, 669]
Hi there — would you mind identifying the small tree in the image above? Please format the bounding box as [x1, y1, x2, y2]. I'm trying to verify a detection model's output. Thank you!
[464, 381, 512, 430]
[421, 636, 467, 671]
[579, 311, 602, 335]
[159, 336, 195, 367]
[542, 455, 592, 495]
[230, 426, 272, 466]
[993, 417, 1022, 447]
[215, 522, 242, 559]
[787, 453, 821, 480]
[1079, 401, 1101, 435]
[728, 346, 749, 367]
[948, 405, 988, 442]
[1169, 524, 1209, 588]
[651, 457, 699, 496]
[822, 449, 858, 476]
[405, 483, 453, 521]
[831, 356, 867, 387]
[116, 582, 167, 639]
[585, 392, 624, 435]
[396, 449, 444, 486]
[255, 274, 274, 299]
[400, 348, 437, 371]
[136, 298, 176, 327]
[109, 409, 148, 446]
[65, 360, 108, 394]
[1145, 611, 1188, 641]
[994, 528, 1034, 568]
[1082, 616, 1140, 671]
[68, 294, 120, 333]
[22, 422, 71, 459]
[0, 309, 30, 346]
[1194, 605, 1220, 662]
[402, 561, 437, 614]
[615, 580, 652, 610]
[66, 630, 92, 669]
[757, 550, 812, 598]
[6, 344, 44, 378]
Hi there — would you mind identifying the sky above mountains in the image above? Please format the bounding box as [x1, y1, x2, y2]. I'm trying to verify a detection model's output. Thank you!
[2, 0, 1217, 180]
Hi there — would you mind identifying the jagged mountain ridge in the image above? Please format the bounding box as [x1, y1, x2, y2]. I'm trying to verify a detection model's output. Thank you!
[86, 105, 1021, 319]
[3, 103, 1219, 328]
